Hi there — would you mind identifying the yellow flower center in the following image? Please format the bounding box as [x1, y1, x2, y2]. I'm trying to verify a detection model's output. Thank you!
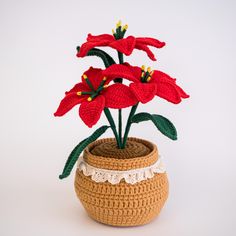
[141, 65, 154, 83]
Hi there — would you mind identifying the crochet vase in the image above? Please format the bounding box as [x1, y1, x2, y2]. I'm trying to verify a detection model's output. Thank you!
[74, 137, 169, 226]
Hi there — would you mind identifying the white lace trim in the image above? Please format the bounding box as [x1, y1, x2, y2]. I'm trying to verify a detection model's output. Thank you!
[77, 156, 166, 185]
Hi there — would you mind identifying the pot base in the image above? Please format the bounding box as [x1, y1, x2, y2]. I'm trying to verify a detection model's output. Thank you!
[75, 170, 168, 227]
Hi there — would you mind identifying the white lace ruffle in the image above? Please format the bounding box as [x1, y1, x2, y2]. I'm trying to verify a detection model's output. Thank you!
[77, 156, 166, 185]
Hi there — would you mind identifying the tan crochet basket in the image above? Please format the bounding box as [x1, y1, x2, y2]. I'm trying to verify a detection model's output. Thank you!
[74, 137, 169, 226]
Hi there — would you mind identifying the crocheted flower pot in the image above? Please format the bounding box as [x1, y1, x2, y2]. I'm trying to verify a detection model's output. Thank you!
[74, 137, 169, 226]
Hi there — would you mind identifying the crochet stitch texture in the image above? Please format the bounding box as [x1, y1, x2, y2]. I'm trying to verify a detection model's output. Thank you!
[74, 138, 168, 226]
[54, 22, 189, 178]
[54, 20, 189, 227]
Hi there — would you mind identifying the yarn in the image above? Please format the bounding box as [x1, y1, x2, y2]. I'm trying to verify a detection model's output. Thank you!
[77, 155, 166, 184]
[74, 137, 169, 226]
[103, 63, 190, 104]
[76, 47, 116, 68]
[132, 113, 177, 140]
[54, 67, 138, 127]
[91, 139, 150, 158]
[59, 126, 110, 179]
[77, 33, 165, 61]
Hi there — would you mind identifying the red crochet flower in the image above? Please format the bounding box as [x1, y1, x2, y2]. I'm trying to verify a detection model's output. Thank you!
[77, 34, 165, 61]
[103, 64, 189, 104]
[54, 67, 138, 127]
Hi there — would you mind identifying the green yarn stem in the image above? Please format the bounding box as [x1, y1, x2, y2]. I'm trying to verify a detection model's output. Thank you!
[84, 78, 95, 91]
[116, 26, 122, 39]
[118, 109, 122, 146]
[118, 51, 124, 64]
[76, 47, 116, 68]
[121, 103, 139, 148]
[81, 91, 93, 95]
[104, 108, 121, 148]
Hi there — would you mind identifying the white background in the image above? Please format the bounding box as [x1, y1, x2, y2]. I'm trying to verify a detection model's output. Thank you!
[0, 0, 236, 235]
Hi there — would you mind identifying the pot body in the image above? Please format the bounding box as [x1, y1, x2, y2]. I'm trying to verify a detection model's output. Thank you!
[74, 137, 169, 226]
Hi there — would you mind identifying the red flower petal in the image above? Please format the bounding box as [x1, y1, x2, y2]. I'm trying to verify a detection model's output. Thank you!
[152, 70, 189, 101]
[65, 82, 90, 95]
[77, 41, 103, 57]
[176, 85, 190, 98]
[103, 64, 139, 82]
[87, 33, 115, 42]
[54, 93, 85, 116]
[152, 70, 176, 84]
[103, 84, 138, 108]
[77, 34, 114, 57]
[136, 37, 166, 48]
[79, 95, 105, 128]
[109, 36, 136, 56]
[81, 67, 105, 90]
[156, 82, 182, 104]
[135, 42, 157, 61]
[130, 83, 157, 104]
[124, 63, 142, 79]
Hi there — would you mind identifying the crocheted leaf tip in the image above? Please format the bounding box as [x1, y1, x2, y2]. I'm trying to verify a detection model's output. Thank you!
[54, 20, 190, 179]
[132, 112, 177, 140]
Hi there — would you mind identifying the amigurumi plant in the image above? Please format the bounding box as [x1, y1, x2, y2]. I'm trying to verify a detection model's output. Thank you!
[54, 21, 189, 226]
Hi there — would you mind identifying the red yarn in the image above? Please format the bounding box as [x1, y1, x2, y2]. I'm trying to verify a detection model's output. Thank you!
[103, 64, 189, 104]
[79, 96, 105, 128]
[109, 36, 136, 56]
[130, 83, 157, 104]
[104, 83, 138, 108]
[103, 63, 139, 82]
[54, 93, 86, 117]
[54, 67, 138, 127]
[77, 34, 165, 61]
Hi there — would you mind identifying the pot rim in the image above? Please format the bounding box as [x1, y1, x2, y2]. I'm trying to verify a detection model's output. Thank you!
[83, 137, 159, 171]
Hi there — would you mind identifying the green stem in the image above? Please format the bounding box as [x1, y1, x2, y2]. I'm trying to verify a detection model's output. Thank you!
[118, 51, 124, 64]
[121, 103, 139, 148]
[104, 108, 121, 148]
[118, 109, 122, 145]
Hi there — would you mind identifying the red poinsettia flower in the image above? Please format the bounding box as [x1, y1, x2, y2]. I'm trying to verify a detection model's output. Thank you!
[54, 67, 138, 127]
[77, 33, 165, 61]
[103, 63, 189, 104]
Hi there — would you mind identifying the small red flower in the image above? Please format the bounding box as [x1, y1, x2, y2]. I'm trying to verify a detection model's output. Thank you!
[54, 67, 137, 127]
[103, 64, 189, 104]
[77, 33, 165, 61]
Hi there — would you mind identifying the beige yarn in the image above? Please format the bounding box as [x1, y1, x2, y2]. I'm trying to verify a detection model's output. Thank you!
[74, 137, 169, 226]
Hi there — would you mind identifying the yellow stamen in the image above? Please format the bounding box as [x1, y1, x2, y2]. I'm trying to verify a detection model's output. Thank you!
[83, 74, 88, 80]
[147, 67, 151, 73]
[150, 71, 154, 76]
[116, 20, 121, 28]
[141, 65, 146, 71]
[147, 76, 151, 82]
[77, 91, 82, 96]
[141, 72, 145, 78]
[112, 29, 115, 34]
[122, 24, 128, 31]
[87, 97, 92, 101]
[103, 76, 107, 81]
[103, 84, 109, 88]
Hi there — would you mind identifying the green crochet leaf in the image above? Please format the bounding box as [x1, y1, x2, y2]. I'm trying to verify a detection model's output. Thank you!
[59, 125, 110, 179]
[76, 46, 116, 68]
[131, 112, 177, 140]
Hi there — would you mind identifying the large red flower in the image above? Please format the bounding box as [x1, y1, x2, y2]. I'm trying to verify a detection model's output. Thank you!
[77, 33, 165, 61]
[54, 67, 138, 127]
[103, 64, 189, 104]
